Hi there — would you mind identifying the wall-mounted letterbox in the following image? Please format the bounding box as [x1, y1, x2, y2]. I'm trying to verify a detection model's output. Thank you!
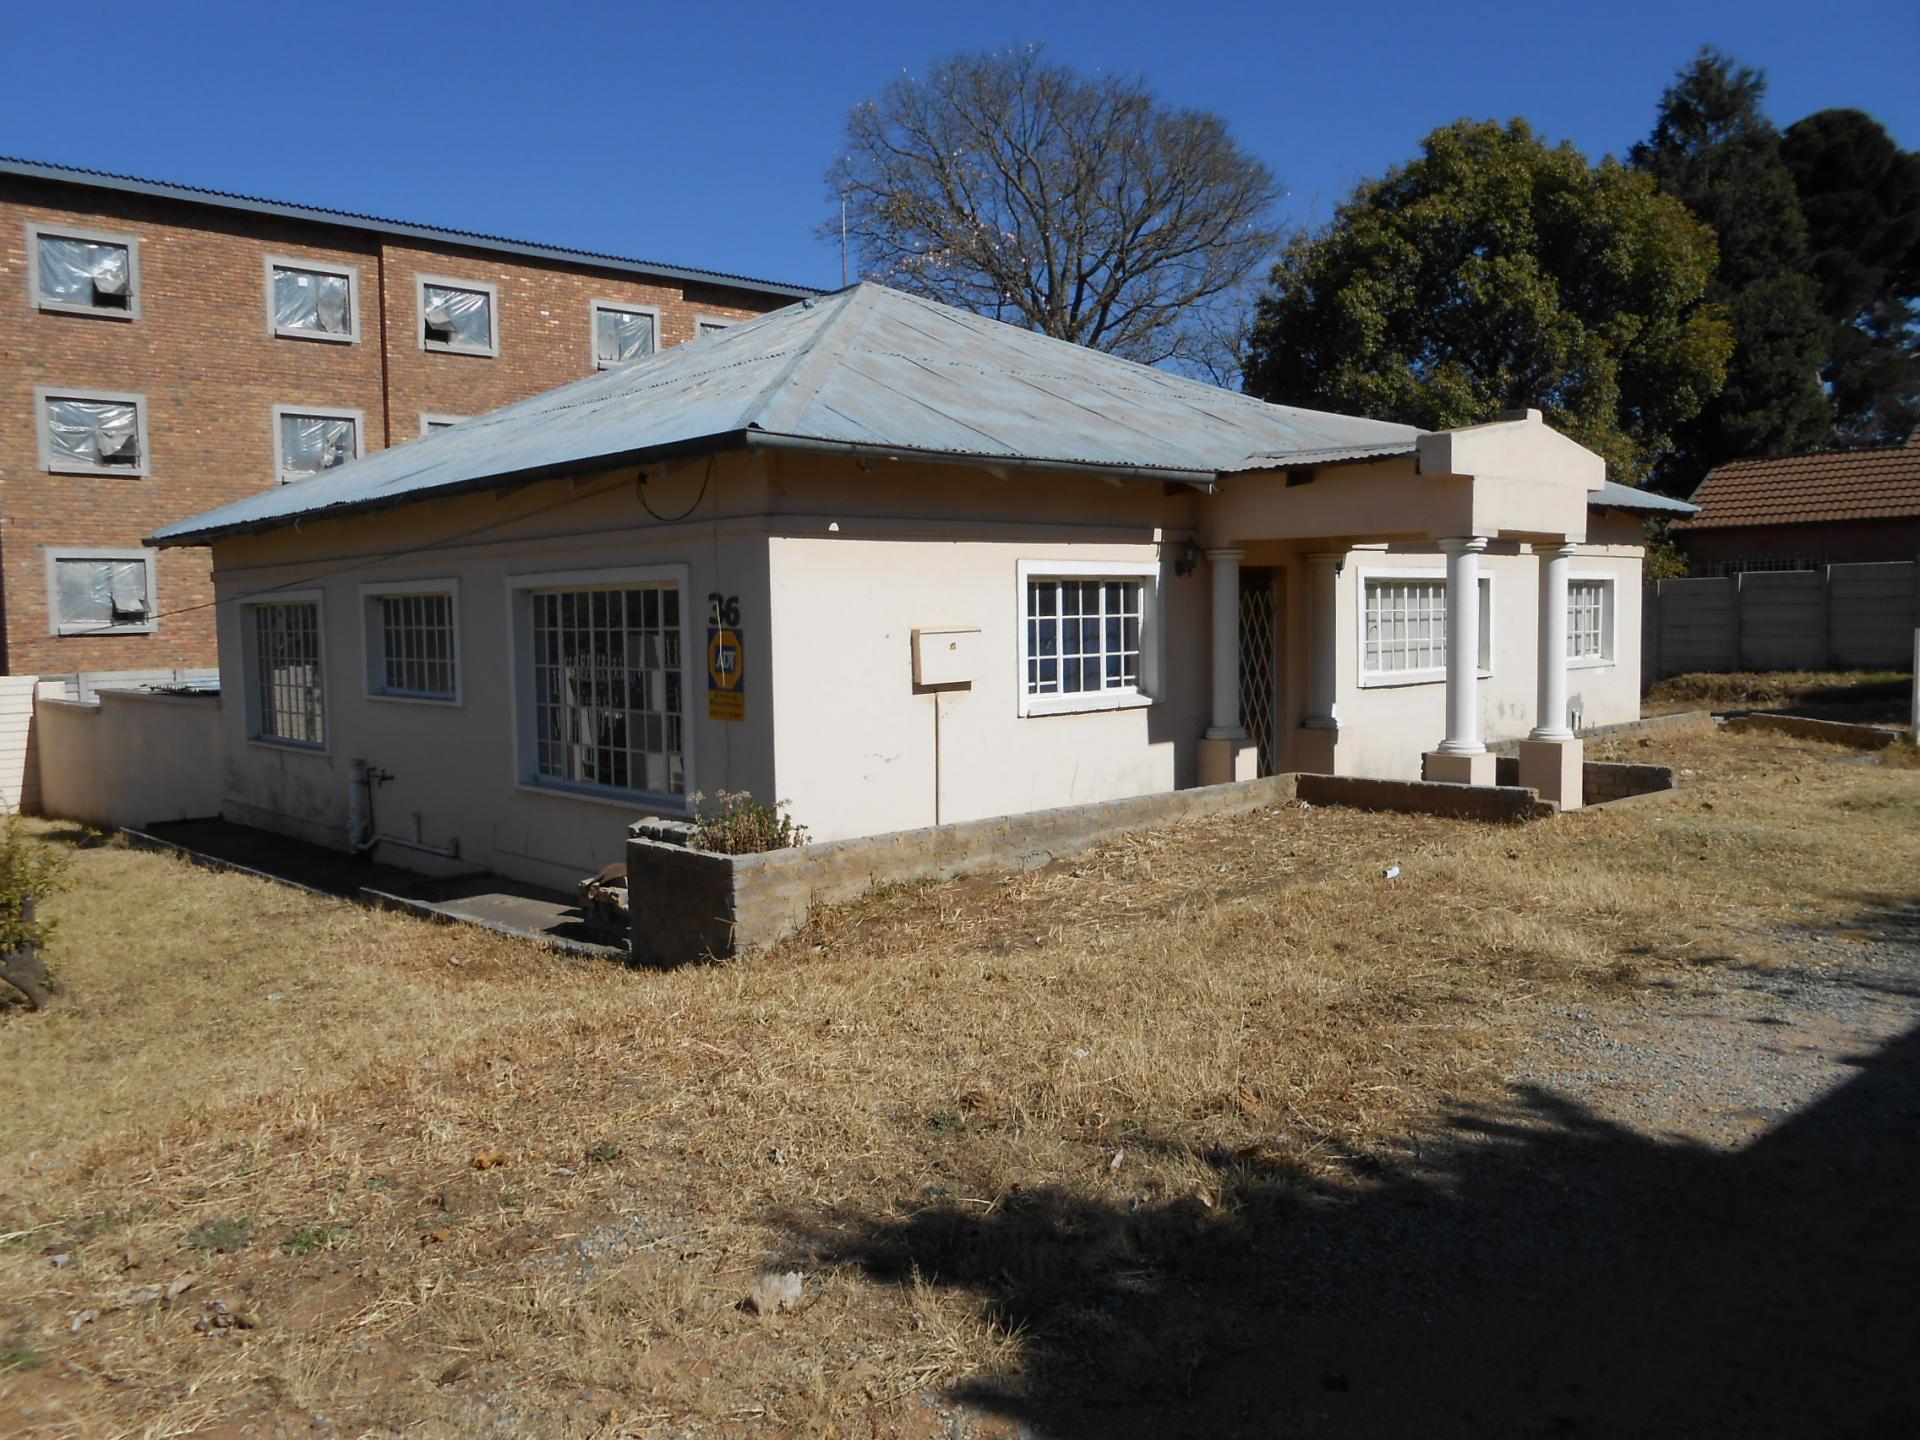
[911, 626, 979, 686]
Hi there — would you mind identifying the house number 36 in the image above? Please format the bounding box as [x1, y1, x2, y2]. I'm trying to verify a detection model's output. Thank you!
[707, 592, 741, 627]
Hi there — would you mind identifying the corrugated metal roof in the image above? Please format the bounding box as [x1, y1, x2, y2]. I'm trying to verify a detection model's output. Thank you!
[1, 155, 819, 300]
[1672, 433, 1920, 530]
[151, 284, 1426, 546]
[1591, 480, 1698, 516]
[1227, 440, 1421, 471]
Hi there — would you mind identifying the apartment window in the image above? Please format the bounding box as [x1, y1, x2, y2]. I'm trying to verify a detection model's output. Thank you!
[28, 224, 138, 318]
[419, 277, 497, 355]
[420, 414, 467, 436]
[246, 599, 326, 748]
[525, 580, 685, 799]
[1017, 562, 1159, 716]
[273, 406, 362, 484]
[37, 388, 148, 476]
[266, 257, 358, 342]
[694, 317, 734, 338]
[1361, 573, 1492, 683]
[592, 301, 658, 368]
[1568, 577, 1614, 664]
[45, 549, 155, 636]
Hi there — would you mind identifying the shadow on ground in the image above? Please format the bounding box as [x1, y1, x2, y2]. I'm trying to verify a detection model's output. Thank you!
[787, 937, 1920, 1436]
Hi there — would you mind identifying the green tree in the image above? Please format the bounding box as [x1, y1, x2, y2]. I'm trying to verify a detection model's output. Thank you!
[1243, 119, 1731, 487]
[1781, 108, 1920, 444]
[1631, 50, 1833, 476]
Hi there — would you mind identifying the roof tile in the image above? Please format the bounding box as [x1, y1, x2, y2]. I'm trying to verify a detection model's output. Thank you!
[1675, 433, 1920, 530]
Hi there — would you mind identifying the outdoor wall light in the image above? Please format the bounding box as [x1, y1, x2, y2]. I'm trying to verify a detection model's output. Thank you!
[1174, 537, 1200, 577]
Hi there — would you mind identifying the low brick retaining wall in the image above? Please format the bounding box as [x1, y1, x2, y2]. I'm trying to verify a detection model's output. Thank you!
[1490, 756, 1677, 807]
[1722, 713, 1904, 749]
[629, 770, 1555, 965]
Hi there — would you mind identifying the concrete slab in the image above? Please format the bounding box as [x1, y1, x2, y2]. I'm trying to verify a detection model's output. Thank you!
[134, 819, 625, 959]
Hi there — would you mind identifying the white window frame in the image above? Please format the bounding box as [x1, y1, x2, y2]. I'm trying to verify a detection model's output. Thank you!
[417, 274, 500, 357]
[35, 386, 150, 478]
[26, 222, 140, 321]
[241, 590, 329, 754]
[271, 404, 365, 485]
[361, 578, 462, 706]
[692, 315, 735, 338]
[1015, 558, 1162, 718]
[43, 547, 158, 637]
[1567, 572, 1617, 669]
[589, 298, 661, 370]
[419, 413, 468, 437]
[1356, 565, 1494, 688]
[505, 563, 696, 810]
[263, 255, 361, 344]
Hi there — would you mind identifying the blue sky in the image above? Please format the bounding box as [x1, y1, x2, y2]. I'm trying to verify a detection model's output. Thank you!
[3, 1, 1915, 291]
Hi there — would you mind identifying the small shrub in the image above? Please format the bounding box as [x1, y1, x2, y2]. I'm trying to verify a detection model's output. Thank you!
[0, 819, 69, 955]
[690, 791, 810, 855]
[279, 1224, 348, 1255]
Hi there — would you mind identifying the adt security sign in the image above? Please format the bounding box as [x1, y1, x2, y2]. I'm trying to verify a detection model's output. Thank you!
[707, 625, 745, 721]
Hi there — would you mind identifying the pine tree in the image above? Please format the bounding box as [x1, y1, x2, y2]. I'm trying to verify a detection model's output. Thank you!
[1631, 50, 1832, 483]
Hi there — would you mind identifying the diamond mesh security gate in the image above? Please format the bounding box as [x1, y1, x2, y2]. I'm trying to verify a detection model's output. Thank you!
[1239, 568, 1278, 777]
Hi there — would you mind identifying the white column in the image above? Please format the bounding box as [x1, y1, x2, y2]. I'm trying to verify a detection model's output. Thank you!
[1206, 548, 1245, 739]
[1303, 552, 1342, 728]
[1436, 537, 1488, 755]
[1531, 541, 1577, 740]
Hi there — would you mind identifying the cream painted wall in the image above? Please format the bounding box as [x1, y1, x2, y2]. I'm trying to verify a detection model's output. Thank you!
[1331, 542, 1644, 779]
[196, 436, 1649, 879]
[35, 688, 222, 828]
[207, 453, 780, 891]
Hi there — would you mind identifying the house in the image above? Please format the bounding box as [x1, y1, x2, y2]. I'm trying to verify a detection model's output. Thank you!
[1673, 432, 1920, 576]
[0, 156, 814, 678]
[149, 284, 1688, 891]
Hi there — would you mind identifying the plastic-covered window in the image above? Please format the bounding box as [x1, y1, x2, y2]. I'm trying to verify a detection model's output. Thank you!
[38, 234, 132, 310]
[46, 397, 141, 469]
[279, 413, 358, 482]
[422, 283, 492, 351]
[273, 265, 352, 336]
[55, 557, 150, 630]
[594, 307, 655, 366]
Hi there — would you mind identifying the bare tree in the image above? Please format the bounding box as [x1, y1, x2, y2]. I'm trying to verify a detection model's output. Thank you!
[827, 47, 1282, 376]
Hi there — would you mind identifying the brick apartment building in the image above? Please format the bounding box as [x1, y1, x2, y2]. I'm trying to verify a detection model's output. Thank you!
[0, 156, 816, 676]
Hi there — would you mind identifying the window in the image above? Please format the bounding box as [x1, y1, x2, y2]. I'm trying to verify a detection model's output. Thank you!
[273, 406, 362, 484]
[28, 224, 138, 318]
[45, 549, 155, 636]
[519, 578, 685, 799]
[418, 276, 497, 355]
[37, 388, 148, 476]
[591, 301, 658, 368]
[420, 414, 467, 436]
[246, 599, 325, 748]
[363, 582, 459, 702]
[266, 257, 358, 342]
[1016, 561, 1158, 716]
[1360, 572, 1492, 683]
[1567, 577, 1615, 665]
[694, 316, 734, 338]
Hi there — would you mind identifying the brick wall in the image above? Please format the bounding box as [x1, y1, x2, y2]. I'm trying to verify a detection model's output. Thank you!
[0, 174, 791, 675]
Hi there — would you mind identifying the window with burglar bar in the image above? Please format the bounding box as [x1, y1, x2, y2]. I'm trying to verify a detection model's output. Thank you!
[1025, 578, 1144, 697]
[250, 602, 325, 747]
[531, 585, 683, 797]
[270, 260, 355, 340]
[1568, 579, 1609, 662]
[1362, 575, 1490, 678]
[377, 593, 457, 699]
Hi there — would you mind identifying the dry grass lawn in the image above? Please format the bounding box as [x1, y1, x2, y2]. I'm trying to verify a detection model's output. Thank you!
[3, 721, 1918, 1437]
[1644, 668, 1908, 714]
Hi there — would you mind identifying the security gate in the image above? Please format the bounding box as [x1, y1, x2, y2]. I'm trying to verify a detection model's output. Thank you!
[1239, 568, 1278, 777]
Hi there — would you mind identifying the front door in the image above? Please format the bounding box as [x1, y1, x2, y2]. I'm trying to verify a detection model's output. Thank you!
[1239, 567, 1279, 777]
